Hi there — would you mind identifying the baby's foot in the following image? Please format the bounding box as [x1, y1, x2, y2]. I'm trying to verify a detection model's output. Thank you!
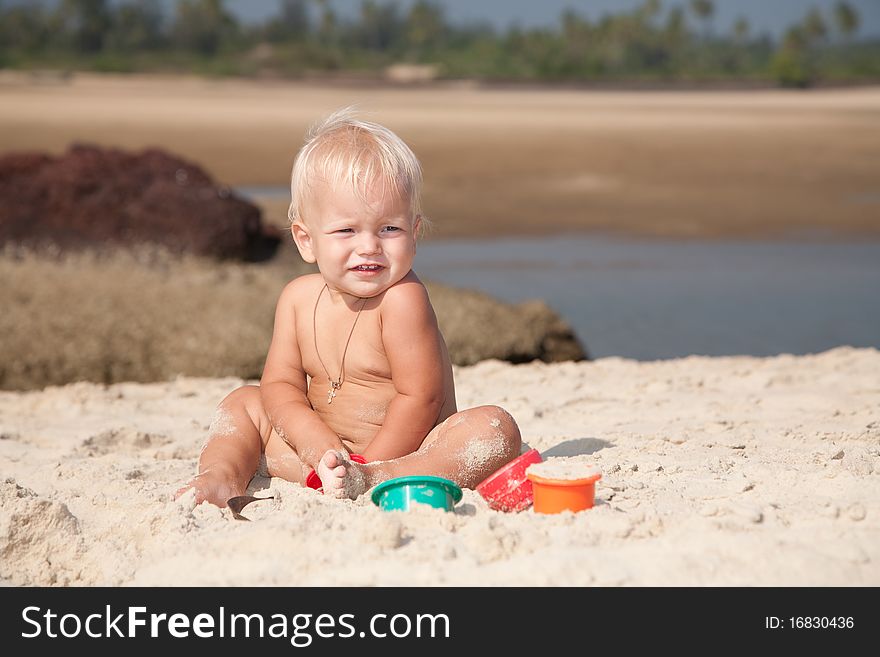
[174, 469, 243, 508]
[317, 450, 368, 500]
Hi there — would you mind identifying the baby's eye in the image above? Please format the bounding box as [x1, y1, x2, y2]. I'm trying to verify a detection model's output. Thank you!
[381, 226, 401, 233]
[334, 228, 354, 234]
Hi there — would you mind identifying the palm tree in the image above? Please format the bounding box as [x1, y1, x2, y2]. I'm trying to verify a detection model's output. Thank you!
[314, 0, 338, 46]
[405, 1, 446, 56]
[56, 0, 112, 53]
[689, 0, 713, 39]
[772, 25, 811, 88]
[833, 1, 859, 40]
[639, 0, 662, 23]
[802, 8, 828, 43]
[733, 17, 749, 43]
[171, 0, 238, 55]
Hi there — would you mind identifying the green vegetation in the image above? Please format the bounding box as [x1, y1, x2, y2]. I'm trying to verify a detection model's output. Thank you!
[0, 0, 877, 87]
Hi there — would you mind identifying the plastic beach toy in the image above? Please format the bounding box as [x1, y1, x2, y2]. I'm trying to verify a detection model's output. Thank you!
[371, 476, 462, 512]
[475, 448, 542, 512]
[527, 465, 602, 514]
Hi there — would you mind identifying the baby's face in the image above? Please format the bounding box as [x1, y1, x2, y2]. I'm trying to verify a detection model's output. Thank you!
[292, 178, 420, 299]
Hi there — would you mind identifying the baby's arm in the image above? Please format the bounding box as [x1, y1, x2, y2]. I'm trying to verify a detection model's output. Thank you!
[360, 280, 447, 462]
[260, 277, 346, 468]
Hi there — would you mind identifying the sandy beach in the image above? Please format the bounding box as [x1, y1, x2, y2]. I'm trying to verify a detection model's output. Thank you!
[2, 347, 878, 586]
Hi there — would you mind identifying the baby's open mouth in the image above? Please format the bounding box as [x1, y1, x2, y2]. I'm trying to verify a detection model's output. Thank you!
[351, 264, 384, 272]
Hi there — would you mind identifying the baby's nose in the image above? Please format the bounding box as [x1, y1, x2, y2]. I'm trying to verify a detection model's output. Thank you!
[356, 233, 381, 255]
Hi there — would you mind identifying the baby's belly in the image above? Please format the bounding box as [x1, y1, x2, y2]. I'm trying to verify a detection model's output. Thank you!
[308, 377, 395, 451]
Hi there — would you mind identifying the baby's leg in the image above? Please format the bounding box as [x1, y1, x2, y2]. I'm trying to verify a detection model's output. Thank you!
[318, 405, 521, 499]
[175, 385, 280, 507]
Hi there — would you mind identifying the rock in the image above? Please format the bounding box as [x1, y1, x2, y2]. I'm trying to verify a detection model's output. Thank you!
[426, 283, 588, 364]
[0, 144, 282, 261]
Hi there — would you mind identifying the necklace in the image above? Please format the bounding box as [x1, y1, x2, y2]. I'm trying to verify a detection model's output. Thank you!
[313, 284, 368, 405]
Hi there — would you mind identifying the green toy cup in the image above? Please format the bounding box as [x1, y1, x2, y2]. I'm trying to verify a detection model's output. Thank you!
[371, 476, 463, 512]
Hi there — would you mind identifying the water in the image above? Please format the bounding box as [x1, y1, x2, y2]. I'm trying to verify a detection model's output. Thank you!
[413, 235, 880, 360]
[234, 185, 880, 361]
[237, 185, 291, 201]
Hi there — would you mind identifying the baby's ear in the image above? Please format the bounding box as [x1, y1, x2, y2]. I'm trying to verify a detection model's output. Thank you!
[291, 221, 317, 264]
[413, 215, 422, 250]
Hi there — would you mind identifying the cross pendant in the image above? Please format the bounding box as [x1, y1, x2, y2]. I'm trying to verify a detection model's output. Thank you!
[327, 380, 341, 405]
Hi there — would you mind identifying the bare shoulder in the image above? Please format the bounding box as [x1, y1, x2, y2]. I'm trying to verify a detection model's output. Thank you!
[279, 272, 324, 309]
[379, 272, 437, 324]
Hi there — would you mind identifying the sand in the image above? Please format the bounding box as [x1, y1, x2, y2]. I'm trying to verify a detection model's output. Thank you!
[527, 457, 602, 481]
[1, 347, 878, 586]
[1, 72, 879, 240]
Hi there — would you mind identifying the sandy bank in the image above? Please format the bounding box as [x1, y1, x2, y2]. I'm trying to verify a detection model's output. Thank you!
[1, 73, 878, 240]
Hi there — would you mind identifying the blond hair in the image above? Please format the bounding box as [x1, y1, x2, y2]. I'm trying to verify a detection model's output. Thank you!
[288, 107, 424, 233]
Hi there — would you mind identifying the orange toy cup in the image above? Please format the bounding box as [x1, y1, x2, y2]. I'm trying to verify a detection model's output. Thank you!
[527, 470, 602, 514]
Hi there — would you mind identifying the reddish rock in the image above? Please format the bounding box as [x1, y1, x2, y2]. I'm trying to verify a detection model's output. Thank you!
[0, 144, 282, 261]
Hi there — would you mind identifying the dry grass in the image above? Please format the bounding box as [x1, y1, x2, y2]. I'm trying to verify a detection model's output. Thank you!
[0, 247, 309, 390]
[0, 245, 583, 390]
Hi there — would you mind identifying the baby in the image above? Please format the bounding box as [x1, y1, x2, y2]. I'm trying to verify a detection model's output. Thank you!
[177, 108, 521, 506]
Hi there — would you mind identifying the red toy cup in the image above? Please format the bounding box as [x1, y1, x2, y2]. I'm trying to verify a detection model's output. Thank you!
[305, 453, 367, 493]
[475, 448, 542, 512]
